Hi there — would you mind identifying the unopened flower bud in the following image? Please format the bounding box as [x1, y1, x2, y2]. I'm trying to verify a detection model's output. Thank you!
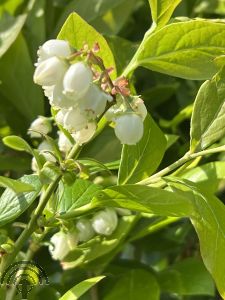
[115, 113, 144, 145]
[63, 62, 93, 98]
[58, 132, 73, 153]
[28, 116, 52, 138]
[37, 39, 72, 63]
[49, 230, 77, 260]
[63, 107, 88, 132]
[92, 208, 118, 236]
[79, 84, 108, 117]
[76, 219, 95, 242]
[73, 122, 96, 145]
[34, 56, 67, 86]
[38, 140, 56, 163]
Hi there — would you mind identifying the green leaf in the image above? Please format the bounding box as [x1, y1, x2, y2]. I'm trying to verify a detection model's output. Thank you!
[181, 161, 225, 193]
[3, 135, 33, 154]
[93, 185, 193, 217]
[167, 178, 225, 298]
[149, 0, 182, 28]
[0, 13, 26, 58]
[158, 257, 215, 296]
[59, 276, 105, 300]
[127, 20, 225, 80]
[190, 67, 225, 151]
[0, 34, 44, 122]
[54, 179, 102, 219]
[0, 176, 34, 193]
[118, 114, 166, 185]
[103, 269, 160, 300]
[0, 175, 41, 227]
[57, 12, 117, 78]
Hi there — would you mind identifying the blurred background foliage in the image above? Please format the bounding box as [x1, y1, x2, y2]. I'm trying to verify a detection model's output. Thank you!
[0, 0, 224, 299]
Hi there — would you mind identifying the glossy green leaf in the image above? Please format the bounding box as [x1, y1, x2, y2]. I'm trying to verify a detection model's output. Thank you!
[118, 114, 167, 184]
[158, 257, 215, 296]
[181, 161, 225, 193]
[57, 12, 117, 78]
[168, 179, 225, 298]
[149, 0, 182, 28]
[0, 175, 41, 227]
[59, 276, 105, 300]
[0, 13, 26, 58]
[93, 185, 193, 217]
[54, 179, 102, 218]
[126, 20, 225, 80]
[190, 67, 225, 151]
[103, 269, 160, 300]
[3, 135, 33, 154]
[0, 176, 34, 193]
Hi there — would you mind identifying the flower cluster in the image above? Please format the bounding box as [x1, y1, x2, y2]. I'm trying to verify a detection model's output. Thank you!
[49, 207, 131, 261]
[33, 39, 112, 145]
[32, 39, 148, 146]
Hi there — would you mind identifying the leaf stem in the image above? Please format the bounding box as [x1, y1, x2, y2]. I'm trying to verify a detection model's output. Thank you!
[138, 145, 225, 185]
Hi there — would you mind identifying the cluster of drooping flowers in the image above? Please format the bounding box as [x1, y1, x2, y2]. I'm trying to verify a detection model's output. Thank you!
[49, 207, 131, 261]
[31, 39, 147, 147]
[33, 39, 113, 145]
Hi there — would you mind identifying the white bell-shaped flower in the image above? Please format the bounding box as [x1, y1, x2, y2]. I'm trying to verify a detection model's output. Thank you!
[43, 85, 54, 102]
[37, 39, 72, 63]
[73, 122, 96, 145]
[63, 107, 88, 132]
[92, 208, 118, 236]
[49, 230, 77, 260]
[79, 84, 109, 117]
[51, 83, 77, 108]
[132, 98, 147, 121]
[76, 219, 95, 242]
[55, 109, 68, 125]
[63, 62, 93, 99]
[28, 116, 52, 138]
[114, 113, 144, 145]
[34, 56, 67, 86]
[58, 132, 73, 153]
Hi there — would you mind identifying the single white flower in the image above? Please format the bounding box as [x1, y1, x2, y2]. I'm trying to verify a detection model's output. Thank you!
[73, 122, 96, 145]
[51, 82, 76, 109]
[37, 39, 72, 64]
[55, 109, 68, 125]
[79, 84, 109, 117]
[58, 132, 73, 153]
[49, 230, 77, 260]
[92, 208, 118, 236]
[114, 113, 144, 145]
[76, 219, 95, 242]
[63, 62, 93, 99]
[132, 98, 147, 121]
[38, 140, 56, 162]
[63, 107, 88, 132]
[34, 56, 67, 86]
[43, 85, 54, 102]
[28, 116, 52, 138]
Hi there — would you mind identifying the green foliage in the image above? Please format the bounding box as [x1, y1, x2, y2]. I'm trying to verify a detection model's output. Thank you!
[0, 175, 41, 227]
[191, 66, 225, 151]
[59, 276, 105, 300]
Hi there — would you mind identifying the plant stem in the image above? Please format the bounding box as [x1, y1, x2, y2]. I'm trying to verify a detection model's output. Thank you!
[138, 145, 225, 185]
